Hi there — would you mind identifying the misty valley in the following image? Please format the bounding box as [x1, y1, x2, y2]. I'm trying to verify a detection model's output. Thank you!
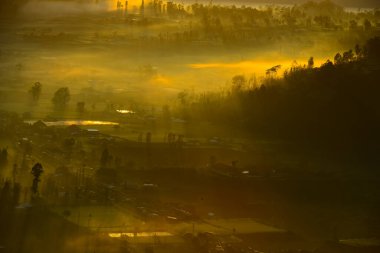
[1, 0, 380, 253]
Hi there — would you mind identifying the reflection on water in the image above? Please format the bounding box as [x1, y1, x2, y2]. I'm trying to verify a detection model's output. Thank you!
[25, 120, 119, 126]
[108, 232, 173, 238]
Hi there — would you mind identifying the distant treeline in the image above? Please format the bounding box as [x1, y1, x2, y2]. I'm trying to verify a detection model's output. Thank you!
[187, 0, 379, 44]
[150, 0, 380, 45]
[175, 37, 380, 161]
[13, 1, 380, 49]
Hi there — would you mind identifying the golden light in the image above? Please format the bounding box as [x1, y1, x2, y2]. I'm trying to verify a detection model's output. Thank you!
[108, 232, 173, 238]
[116, 109, 136, 114]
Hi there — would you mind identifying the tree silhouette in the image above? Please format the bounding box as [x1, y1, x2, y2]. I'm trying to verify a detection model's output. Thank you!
[266, 65, 281, 77]
[342, 50, 354, 63]
[334, 53, 343, 64]
[29, 82, 42, 102]
[52, 87, 70, 110]
[364, 19, 372, 31]
[76, 101, 85, 114]
[0, 148, 8, 171]
[31, 163, 44, 196]
[349, 20, 358, 31]
[231, 75, 246, 93]
[307, 57, 314, 69]
[100, 148, 110, 169]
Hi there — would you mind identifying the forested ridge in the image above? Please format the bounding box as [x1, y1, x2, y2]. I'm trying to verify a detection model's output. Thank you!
[177, 37, 380, 164]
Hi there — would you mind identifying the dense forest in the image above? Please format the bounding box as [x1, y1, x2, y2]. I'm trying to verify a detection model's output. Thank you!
[173, 37, 380, 165]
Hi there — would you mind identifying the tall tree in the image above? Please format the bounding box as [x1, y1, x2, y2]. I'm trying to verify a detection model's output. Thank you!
[76, 102, 85, 114]
[52, 87, 70, 110]
[29, 82, 42, 102]
[0, 148, 8, 171]
[31, 163, 44, 197]
[100, 148, 110, 169]
[308, 57, 314, 69]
